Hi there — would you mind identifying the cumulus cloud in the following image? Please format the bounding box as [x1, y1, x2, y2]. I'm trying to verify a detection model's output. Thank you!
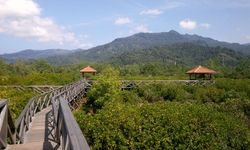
[0, 0, 41, 18]
[129, 24, 150, 34]
[134, 25, 149, 32]
[179, 19, 210, 30]
[114, 17, 131, 25]
[0, 0, 90, 48]
[179, 19, 197, 30]
[140, 9, 163, 16]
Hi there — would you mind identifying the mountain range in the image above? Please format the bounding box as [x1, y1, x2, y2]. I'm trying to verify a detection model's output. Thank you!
[1, 49, 74, 63]
[1, 30, 249, 66]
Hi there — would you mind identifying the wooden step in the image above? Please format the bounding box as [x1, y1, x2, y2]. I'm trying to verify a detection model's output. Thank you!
[24, 107, 52, 143]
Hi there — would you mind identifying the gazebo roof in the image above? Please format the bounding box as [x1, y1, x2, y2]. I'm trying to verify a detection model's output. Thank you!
[186, 65, 216, 74]
[80, 66, 97, 73]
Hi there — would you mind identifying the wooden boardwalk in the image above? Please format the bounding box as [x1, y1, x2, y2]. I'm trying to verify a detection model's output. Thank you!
[0, 80, 90, 150]
[6, 107, 60, 150]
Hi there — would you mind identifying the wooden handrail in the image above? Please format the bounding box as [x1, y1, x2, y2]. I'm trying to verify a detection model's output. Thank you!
[52, 79, 90, 150]
[0, 100, 16, 149]
[57, 97, 89, 150]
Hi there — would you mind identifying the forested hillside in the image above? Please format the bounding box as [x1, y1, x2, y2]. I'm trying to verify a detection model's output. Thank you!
[1, 31, 249, 65]
[47, 31, 250, 65]
[1, 49, 73, 63]
[110, 43, 245, 66]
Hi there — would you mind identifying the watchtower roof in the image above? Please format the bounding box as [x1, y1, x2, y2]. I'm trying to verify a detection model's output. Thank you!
[80, 66, 97, 73]
[186, 65, 216, 74]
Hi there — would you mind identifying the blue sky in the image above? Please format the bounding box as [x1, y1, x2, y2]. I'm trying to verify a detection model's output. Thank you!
[0, 0, 250, 54]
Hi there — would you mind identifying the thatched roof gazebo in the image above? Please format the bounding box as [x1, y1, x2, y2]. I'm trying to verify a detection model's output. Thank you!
[186, 65, 216, 80]
[80, 66, 97, 78]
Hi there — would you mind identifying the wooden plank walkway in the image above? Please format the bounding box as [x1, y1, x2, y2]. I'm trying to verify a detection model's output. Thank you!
[7, 107, 60, 150]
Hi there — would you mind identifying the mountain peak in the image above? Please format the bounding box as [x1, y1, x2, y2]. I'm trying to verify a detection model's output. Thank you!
[168, 30, 180, 34]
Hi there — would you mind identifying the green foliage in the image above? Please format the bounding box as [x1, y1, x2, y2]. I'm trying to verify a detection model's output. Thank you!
[135, 83, 190, 103]
[1, 52, 250, 149]
[0, 59, 96, 85]
[75, 102, 250, 149]
[86, 67, 121, 111]
[31, 59, 54, 73]
[0, 88, 35, 119]
[109, 43, 246, 67]
[118, 63, 189, 79]
[75, 68, 250, 149]
[134, 79, 250, 104]
[215, 79, 250, 97]
[218, 99, 250, 120]
[1, 55, 250, 86]
[194, 87, 226, 103]
[228, 59, 250, 79]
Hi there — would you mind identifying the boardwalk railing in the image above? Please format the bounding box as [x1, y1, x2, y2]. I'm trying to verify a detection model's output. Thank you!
[0, 79, 91, 149]
[121, 80, 215, 89]
[0, 85, 63, 94]
[56, 98, 89, 150]
[52, 80, 90, 150]
[0, 100, 16, 149]
[15, 91, 55, 144]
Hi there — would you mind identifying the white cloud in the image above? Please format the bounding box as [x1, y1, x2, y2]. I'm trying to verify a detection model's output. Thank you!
[135, 25, 149, 32]
[179, 19, 211, 30]
[0, 0, 41, 18]
[130, 24, 150, 34]
[0, 0, 90, 48]
[138, 2, 184, 17]
[114, 17, 131, 25]
[179, 19, 197, 30]
[140, 9, 163, 16]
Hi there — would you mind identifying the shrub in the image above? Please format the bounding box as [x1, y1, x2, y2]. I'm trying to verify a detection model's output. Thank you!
[219, 99, 250, 121]
[75, 102, 250, 149]
[215, 79, 250, 98]
[194, 87, 226, 103]
[86, 67, 121, 111]
[0, 88, 35, 119]
[135, 83, 191, 102]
